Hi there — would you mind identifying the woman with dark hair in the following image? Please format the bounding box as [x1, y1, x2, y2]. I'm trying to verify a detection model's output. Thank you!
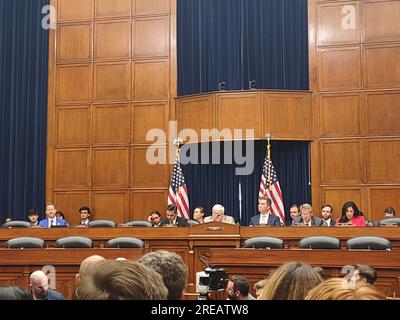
[337, 201, 366, 227]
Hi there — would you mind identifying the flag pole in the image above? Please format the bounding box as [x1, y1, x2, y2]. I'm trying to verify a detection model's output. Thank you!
[173, 137, 183, 160]
[265, 133, 272, 191]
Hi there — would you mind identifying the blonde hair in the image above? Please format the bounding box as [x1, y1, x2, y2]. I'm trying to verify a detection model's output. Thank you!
[305, 278, 385, 300]
[259, 262, 323, 300]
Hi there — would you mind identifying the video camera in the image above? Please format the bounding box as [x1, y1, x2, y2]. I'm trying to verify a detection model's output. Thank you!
[197, 267, 228, 300]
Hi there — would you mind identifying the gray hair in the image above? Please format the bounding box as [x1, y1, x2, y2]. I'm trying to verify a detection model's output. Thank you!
[212, 204, 225, 214]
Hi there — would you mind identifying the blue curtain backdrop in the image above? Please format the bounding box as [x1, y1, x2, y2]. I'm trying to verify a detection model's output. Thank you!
[0, 0, 49, 222]
[182, 141, 311, 226]
[177, 0, 309, 95]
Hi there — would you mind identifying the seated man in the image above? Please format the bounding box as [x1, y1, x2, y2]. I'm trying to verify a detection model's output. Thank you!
[351, 264, 377, 286]
[29, 270, 64, 300]
[293, 203, 324, 226]
[226, 275, 256, 300]
[384, 207, 395, 218]
[39, 204, 68, 228]
[27, 209, 40, 227]
[78, 206, 91, 226]
[320, 204, 336, 226]
[249, 197, 281, 226]
[147, 210, 162, 227]
[287, 204, 300, 226]
[204, 204, 235, 224]
[160, 204, 189, 226]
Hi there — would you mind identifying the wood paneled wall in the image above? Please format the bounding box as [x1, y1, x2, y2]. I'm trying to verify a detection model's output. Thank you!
[310, 0, 400, 222]
[47, 0, 175, 224]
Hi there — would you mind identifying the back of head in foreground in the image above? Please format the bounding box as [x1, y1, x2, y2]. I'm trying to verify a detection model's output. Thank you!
[75, 259, 168, 300]
[0, 286, 32, 300]
[259, 261, 323, 300]
[305, 278, 385, 300]
[138, 250, 188, 300]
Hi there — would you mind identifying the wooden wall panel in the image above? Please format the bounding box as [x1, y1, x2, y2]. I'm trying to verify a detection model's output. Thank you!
[176, 96, 215, 140]
[55, 106, 91, 146]
[365, 91, 400, 136]
[57, 65, 92, 103]
[95, 0, 131, 18]
[364, 45, 400, 89]
[58, 0, 93, 21]
[133, 17, 169, 58]
[366, 139, 400, 183]
[94, 62, 131, 101]
[320, 140, 364, 184]
[265, 92, 311, 140]
[322, 187, 366, 220]
[92, 148, 129, 188]
[54, 149, 90, 189]
[132, 102, 168, 144]
[363, 0, 400, 43]
[57, 23, 92, 62]
[131, 147, 169, 188]
[93, 104, 130, 145]
[130, 189, 168, 220]
[368, 186, 400, 223]
[319, 93, 362, 137]
[95, 20, 131, 60]
[217, 92, 262, 138]
[318, 47, 361, 91]
[53, 191, 91, 225]
[132, 59, 169, 99]
[133, 0, 170, 16]
[92, 191, 129, 223]
[317, 1, 360, 46]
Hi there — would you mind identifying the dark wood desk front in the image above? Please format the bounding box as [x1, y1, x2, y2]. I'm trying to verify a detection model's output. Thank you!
[208, 248, 400, 297]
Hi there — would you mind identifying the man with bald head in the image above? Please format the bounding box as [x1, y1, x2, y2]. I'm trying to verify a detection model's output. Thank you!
[29, 270, 64, 300]
[75, 255, 106, 284]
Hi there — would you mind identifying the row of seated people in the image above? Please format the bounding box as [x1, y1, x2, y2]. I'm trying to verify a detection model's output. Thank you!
[3, 234, 392, 250]
[2, 199, 399, 229]
[0, 251, 389, 300]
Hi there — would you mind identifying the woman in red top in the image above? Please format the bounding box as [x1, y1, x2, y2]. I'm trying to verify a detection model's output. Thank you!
[337, 201, 366, 227]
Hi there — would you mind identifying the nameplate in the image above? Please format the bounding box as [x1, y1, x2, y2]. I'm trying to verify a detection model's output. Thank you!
[380, 223, 398, 227]
[206, 226, 225, 231]
[336, 223, 352, 227]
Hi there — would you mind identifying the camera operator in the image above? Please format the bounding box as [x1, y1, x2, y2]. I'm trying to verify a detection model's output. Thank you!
[226, 275, 256, 300]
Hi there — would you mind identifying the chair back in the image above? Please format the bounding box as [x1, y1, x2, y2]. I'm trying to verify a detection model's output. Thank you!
[88, 220, 116, 227]
[1, 221, 31, 228]
[187, 219, 200, 225]
[299, 236, 340, 249]
[6, 237, 44, 248]
[106, 237, 144, 248]
[124, 220, 152, 227]
[379, 218, 400, 226]
[347, 236, 391, 250]
[243, 236, 284, 249]
[55, 236, 93, 248]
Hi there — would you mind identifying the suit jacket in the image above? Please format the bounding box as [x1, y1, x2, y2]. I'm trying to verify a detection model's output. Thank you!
[160, 216, 189, 227]
[39, 218, 68, 228]
[203, 215, 235, 224]
[325, 219, 336, 226]
[249, 214, 281, 226]
[293, 216, 325, 226]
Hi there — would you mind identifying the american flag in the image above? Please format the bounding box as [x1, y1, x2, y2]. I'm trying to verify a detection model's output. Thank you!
[259, 157, 285, 224]
[168, 157, 190, 219]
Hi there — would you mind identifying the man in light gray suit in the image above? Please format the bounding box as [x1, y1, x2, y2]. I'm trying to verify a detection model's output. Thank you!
[204, 204, 235, 224]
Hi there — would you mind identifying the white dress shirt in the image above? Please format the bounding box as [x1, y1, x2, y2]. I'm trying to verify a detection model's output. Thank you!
[259, 213, 269, 224]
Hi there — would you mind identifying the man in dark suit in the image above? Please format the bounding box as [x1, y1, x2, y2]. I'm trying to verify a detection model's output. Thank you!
[29, 270, 64, 300]
[161, 204, 189, 226]
[249, 197, 281, 226]
[320, 204, 336, 226]
[293, 203, 325, 226]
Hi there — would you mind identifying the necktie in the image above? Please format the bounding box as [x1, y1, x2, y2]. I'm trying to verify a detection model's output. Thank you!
[51, 220, 55, 227]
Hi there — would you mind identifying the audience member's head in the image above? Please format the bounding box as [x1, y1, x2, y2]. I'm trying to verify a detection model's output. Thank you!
[253, 279, 268, 299]
[312, 266, 328, 280]
[29, 270, 50, 300]
[0, 286, 32, 300]
[384, 207, 395, 218]
[75, 255, 106, 283]
[259, 262, 323, 300]
[211, 204, 225, 222]
[305, 278, 385, 300]
[75, 260, 168, 300]
[138, 250, 188, 300]
[352, 264, 377, 285]
[226, 275, 250, 300]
